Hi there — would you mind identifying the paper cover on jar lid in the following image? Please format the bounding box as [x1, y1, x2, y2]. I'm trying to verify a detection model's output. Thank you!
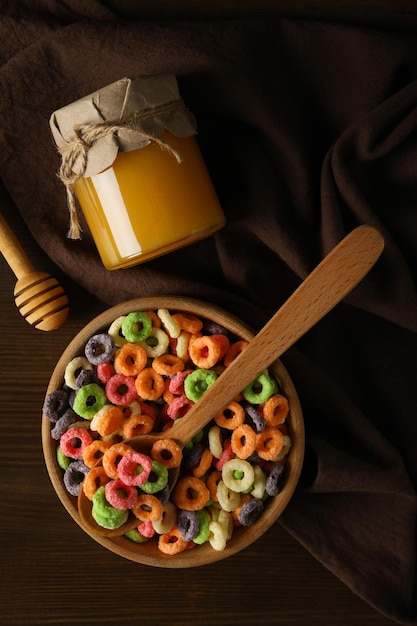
[49, 73, 197, 178]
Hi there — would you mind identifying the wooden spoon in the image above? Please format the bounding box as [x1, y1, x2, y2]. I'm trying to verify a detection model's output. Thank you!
[78, 224, 384, 536]
[0, 212, 69, 330]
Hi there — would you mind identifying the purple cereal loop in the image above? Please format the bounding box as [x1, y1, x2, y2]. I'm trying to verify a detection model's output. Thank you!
[182, 442, 204, 471]
[63, 460, 89, 496]
[85, 333, 115, 365]
[43, 389, 69, 423]
[265, 462, 285, 496]
[177, 509, 199, 541]
[50, 408, 78, 440]
[244, 403, 266, 433]
[76, 369, 99, 389]
[237, 498, 264, 527]
[202, 321, 233, 339]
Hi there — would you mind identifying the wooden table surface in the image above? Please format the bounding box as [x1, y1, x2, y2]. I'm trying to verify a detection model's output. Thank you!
[0, 185, 400, 626]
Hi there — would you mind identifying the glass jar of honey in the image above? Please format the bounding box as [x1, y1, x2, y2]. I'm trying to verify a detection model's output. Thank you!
[50, 74, 225, 270]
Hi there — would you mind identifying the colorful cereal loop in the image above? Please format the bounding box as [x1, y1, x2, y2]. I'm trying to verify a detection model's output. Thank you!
[173, 476, 210, 511]
[140, 461, 168, 494]
[117, 451, 152, 486]
[102, 443, 135, 479]
[223, 340, 249, 367]
[208, 520, 229, 551]
[114, 343, 148, 376]
[222, 458, 255, 493]
[208, 425, 223, 458]
[121, 311, 152, 343]
[243, 372, 278, 404]
[139, 327, 169, 358]
[105, 478, 138, 510]
[157, 308, 181, 338]
[135, 368, 165, 401]
[172, 312, 203, 334]
[188, 335, 222, 369]
[191, 448, 213, 478]
[231, 423, 257, 459]
[152, 501, 177, 534]
[214, 401, 245, 430]
[262, 394, 289, 426]
[83, 466, 110, 500]
[133, 494, 163, 522]
[82, 439, 112, 468]
[206, 469, 222, 502]
[175, 331, 191, 361]
[108, 315, 127, 347]
[73, 383, 107, 419]
[64, 356, 93, 390]
[105, 373, 137, 406]
[123, 412, 154, 438]
[90, 405, 124, 437]
[256, 426, 285, 460]
[184, 369, 218, 402]
[151, 439, 183, 468]
[158, 526, 189, 555]
[216, 480, 240, 512]
[152, 354, 185, 376]
[60, 427, 93, 459]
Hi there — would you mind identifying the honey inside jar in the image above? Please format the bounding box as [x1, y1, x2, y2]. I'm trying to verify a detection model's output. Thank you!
[74, 130, 225, 270]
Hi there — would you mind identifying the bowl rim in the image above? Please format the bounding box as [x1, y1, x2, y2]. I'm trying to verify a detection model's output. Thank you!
[42, 295, 305, 567]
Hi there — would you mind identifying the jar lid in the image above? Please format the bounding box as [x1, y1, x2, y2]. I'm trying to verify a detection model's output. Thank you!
[50, 73, 197, 238]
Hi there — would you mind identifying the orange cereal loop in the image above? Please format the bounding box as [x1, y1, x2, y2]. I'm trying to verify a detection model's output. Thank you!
[158, 525, 189, 555]
[152, 354, 185, 376]
[206, 470, 222, 502]
[133, 494, 163, 522]
[223, 340, 249, 367]
[188, 335, 222, 369]
[90, 405, 124, 437]
[172, 312, 203, 334]
[114, 343, 148, 376]
[82, 439, 112, 468]
[102, 442, 135, 479]
[192, 447, 213, 478]
[163, 379, 176, 404]
[83, 466, 110, 500]
[146, 310, 161, 328]
[123, 413, 154, 439]
[151, 438, 183, 468]
[231, 423, 257, 459]
[263, 394, 289, 426]
[256, 426, 285, 461]
[173, 476, 210, 511]
[135, 367, 165, 401]
[214, 401, 245, 430]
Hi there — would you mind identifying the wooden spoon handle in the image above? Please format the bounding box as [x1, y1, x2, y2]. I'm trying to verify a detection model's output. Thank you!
[0, 212, 34, 279]
[171, 225, 384, 445]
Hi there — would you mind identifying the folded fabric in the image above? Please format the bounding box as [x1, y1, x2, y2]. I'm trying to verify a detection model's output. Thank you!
[1, 2, 417, 622]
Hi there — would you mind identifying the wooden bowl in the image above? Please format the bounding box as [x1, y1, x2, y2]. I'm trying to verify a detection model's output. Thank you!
[42, 296, 304, 567]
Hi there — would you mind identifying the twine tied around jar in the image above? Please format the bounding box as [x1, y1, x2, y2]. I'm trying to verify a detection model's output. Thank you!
[57, 99, 185, 239]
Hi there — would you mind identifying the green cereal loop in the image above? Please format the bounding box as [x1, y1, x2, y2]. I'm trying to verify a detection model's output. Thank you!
[121, 311, 152, 343]
[124, 529, 149, 544]
[92, 486, 128, 529]
[73, 383, 107, 419]
[184, 369, 218, 402]
[140, 460, 168, 494]
[56, 445, 70, 470]
[242, 372, 278, 404]
[193, 509, 211, 545]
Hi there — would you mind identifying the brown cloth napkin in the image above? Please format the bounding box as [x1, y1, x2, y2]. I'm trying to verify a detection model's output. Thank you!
[1, 2, 417, 623]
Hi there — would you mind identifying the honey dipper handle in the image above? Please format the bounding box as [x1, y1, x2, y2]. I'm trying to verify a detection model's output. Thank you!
[0, 212, 35, 279]
[170, 225, 385, 446]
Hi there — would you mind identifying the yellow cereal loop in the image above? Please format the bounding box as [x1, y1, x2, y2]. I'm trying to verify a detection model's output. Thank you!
[208, 520, 228, 551]
[157, 308, 181, 338]
[216, 480, 240, 512]
[139, 327, 169, 358]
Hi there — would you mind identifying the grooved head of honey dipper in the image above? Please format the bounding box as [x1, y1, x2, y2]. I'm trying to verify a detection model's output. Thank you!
[14, 271, 69, 331]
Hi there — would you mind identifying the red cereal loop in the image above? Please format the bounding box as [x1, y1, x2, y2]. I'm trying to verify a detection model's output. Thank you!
[60, 427, 93, 459]
[214, 439, 234, 471]
[96, 362, 116, 384]
[168, 370, 193, 396]
[256, 426, 285, 460]
[231, 424, 257, 459]
[105, 478, 138, 510]
[106, 373, 138, 406]
[114, 342, 148, 376]
[135, 368, 165, 401]
[211, 334, 230, 359]
[158, 526, 190, 555]
[188, 335, 222, 369]
[117, 451, 152, 486]
[167, 395, 194, 420]
[133, 494, 163, 522]
[262, 394, 289, 426]
[138, 520, 156, 538]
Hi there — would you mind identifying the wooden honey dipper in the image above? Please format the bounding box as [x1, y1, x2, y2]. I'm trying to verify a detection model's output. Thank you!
[0, 212, 69, 330]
